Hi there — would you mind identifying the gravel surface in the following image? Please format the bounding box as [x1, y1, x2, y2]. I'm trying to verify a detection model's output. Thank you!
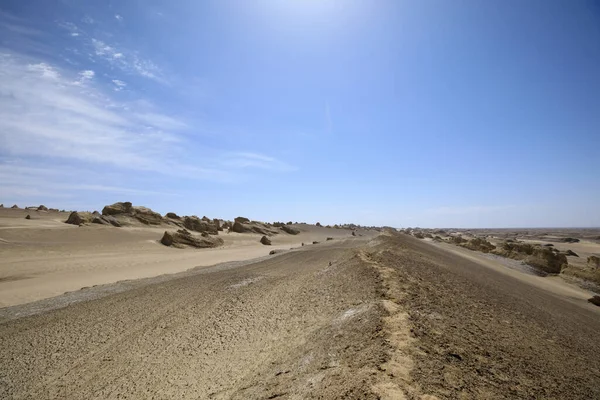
[2, 233, 599, 399]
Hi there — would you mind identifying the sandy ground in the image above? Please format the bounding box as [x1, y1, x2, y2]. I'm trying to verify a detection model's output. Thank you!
[0, 208, 362, 307]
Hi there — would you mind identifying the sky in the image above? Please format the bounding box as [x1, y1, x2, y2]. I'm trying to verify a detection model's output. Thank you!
[0, 0, 599, 228]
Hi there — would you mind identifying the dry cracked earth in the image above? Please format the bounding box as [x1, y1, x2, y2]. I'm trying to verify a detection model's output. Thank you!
[1, 233, 599, 399]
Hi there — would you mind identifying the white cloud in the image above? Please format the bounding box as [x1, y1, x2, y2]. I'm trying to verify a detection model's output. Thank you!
[71, 32, 80, 37]
[74, 69, 95, 85]
[115, 14, 123, 21]
[112, 79, 126, 91]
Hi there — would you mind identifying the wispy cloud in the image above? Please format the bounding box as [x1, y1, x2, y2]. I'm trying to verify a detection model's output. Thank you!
[115, 14, 123, 22]
[0, 53, 184, 171]
[220, 152, 296, 172]
[0, 53, 294, 192]
[0, 10, 41, 36]
[56, 20, 165, 83]
[88, 38, 166, 83]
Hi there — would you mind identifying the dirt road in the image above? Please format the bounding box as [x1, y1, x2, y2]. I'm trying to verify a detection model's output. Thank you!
[1, 233, 599, 399]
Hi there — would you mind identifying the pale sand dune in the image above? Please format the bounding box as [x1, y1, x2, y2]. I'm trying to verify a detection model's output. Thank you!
[0, 208, 363, 307]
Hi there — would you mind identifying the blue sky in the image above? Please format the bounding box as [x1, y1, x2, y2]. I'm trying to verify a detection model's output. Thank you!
[1, 0, 599, 228]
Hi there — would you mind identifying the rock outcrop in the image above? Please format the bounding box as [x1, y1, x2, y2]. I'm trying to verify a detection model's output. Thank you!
[101, 202, 164, 226]
[131, 206, 163, 225]
[11, 204, 18, 209]
[588, 255, 600, 269]
[65, 211, 93, 226]
[102, 202, 133, 215]
[235, 217, 250, 224]
[460, 238, 496, 253]
[493, 241, 568, 274]
[165, 212, 180, 219]
[161, 229, 224, 249]
[232, 219, 278, 235]
[91, 215, 121, 227]
[280, 225, 300, 235]
[183, 216, 218, 235]
[37, 205, 48, 211]
[260, 236, 272, 245]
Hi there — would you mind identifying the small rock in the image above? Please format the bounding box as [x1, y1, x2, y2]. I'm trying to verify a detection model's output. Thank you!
[312, 241, 319, 244]
[588, 296, 600, 307]
[25, 214, 31, 220]
[260, 236, 272, 245]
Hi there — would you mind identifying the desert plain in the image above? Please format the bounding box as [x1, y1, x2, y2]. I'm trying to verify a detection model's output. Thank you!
[1, 203, 599, 399]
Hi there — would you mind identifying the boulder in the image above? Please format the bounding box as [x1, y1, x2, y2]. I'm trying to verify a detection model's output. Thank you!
[0, 204, 3, 208]
[11, 204, 18, 209]
[102, 202, 133, 215]
[312, 241, 319, 244]
[351, 231, 357, 237]
[165, 212, 180, 219]
[37, 205, 48, 211]
[562, 237, 580, 243]
[161, 229, 224, 249]
[280, 225, 300, 235]
[235, 217, 250, 224]
[65, 211, 93, 226]
[213, 218, 222, 231]
[260, 236, 272, 245]
[25, 214, 31, 220]
[588, 255, 600, 269]
[316, 222, 322, 227]
[326, 237, 334, 241]
[183, 216, 218, 234]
